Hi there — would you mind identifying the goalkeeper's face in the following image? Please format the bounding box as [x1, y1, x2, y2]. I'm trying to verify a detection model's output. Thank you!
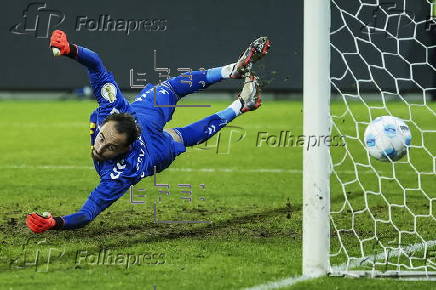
[91, 121, 130, 162]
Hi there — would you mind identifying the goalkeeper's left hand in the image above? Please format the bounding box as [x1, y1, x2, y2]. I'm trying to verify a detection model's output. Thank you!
[26, 212, 56, 233]
[49, 30, 71, 55]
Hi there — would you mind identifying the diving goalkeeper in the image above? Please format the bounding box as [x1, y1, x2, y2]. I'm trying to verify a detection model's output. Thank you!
[25, 30, 271, 233]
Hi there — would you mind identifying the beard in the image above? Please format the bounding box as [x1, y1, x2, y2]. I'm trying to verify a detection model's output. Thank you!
[91, 149, 104, 162]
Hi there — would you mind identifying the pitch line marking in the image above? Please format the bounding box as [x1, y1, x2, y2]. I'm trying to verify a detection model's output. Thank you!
[244, 240, 436, 290]
[244, 275, 314, 290]
[0, 165, 371, 175]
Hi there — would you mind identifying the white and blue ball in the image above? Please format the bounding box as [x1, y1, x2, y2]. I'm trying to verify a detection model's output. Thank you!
[364, 116, 411, 162]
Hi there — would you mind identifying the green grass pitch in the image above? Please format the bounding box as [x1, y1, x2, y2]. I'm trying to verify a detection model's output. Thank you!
[0, 99, 434, 289]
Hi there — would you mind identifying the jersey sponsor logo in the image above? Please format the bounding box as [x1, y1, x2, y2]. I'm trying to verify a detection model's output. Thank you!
[101, 83, 117, 103]
[136, 149, 145, 171]
[138, 136, 146, 147]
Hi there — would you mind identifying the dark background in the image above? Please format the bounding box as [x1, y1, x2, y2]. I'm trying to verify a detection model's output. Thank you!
[1, 0, 435, 92]
[1, 0, 300, 91]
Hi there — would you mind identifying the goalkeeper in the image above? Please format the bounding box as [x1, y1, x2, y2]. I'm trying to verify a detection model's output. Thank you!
[25, 30, 271, 233]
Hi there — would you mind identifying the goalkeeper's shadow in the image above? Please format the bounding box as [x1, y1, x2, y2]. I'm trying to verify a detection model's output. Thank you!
[75, 207, 295, 245]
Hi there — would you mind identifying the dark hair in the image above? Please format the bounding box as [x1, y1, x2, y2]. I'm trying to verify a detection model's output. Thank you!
[103, 113, 141, 146]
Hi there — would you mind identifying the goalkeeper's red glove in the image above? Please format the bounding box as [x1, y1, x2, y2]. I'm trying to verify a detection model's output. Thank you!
[50, 30, 71, 55]
[26, 212, 57, 233]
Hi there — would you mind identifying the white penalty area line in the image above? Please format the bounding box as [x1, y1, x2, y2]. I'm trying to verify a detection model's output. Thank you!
[0, 165, 93, 169]
[0, 165, 370, 175]
[244, 240, 436, 290]
[244, 275, 314, 290]
[0, 165, 295, 173]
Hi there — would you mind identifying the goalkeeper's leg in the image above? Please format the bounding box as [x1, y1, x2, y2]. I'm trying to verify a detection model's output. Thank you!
[165, 36, 271, 98]
[169, 74, 262, 146]
[165, 66, 231, 98]
[132, 66, 233, 130]
[132, 36, 270, 130]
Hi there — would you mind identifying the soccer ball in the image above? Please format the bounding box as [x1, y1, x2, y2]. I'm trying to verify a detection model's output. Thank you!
[364, 116, 411, 162]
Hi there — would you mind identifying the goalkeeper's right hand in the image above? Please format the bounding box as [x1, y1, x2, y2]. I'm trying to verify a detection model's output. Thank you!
[26, 212, 57, 233]
[50, 30, 71, 55]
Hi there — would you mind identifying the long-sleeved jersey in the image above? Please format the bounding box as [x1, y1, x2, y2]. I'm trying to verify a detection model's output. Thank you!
[61, 46, 187, 229]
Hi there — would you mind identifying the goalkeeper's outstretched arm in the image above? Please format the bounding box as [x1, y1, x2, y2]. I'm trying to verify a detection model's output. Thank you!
[26, 179, 133, 233]
[50, 29, 107, 74]
[49, 29, 131, 110]
[25, 197, 105, 233]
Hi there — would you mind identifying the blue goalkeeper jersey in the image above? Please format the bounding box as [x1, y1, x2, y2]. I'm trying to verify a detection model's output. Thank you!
[81, 46, 185, 209]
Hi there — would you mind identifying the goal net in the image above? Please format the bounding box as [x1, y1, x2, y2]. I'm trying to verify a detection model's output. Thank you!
[328, 0, 436, 278]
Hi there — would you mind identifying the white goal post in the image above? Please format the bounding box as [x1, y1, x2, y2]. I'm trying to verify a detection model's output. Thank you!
[303, 0, 436, 279]
[303, 0, 331, 277]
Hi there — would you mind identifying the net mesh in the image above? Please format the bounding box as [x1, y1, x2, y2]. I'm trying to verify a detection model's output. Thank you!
[329, 0, 436, 274]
